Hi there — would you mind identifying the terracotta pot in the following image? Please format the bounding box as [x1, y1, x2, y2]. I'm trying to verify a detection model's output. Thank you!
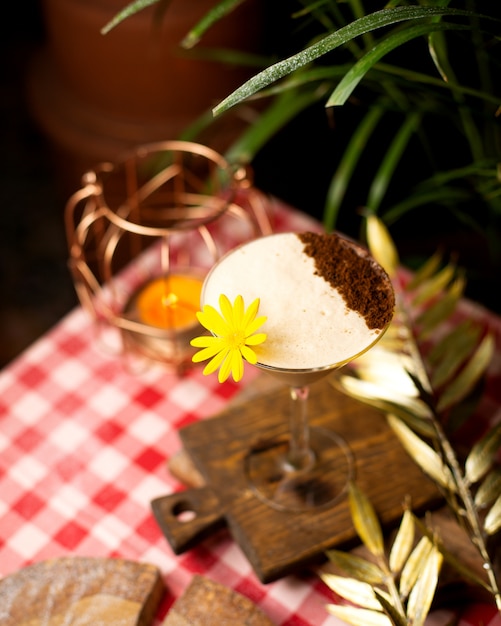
[27, 0, 263, 191]
[40, 0, 263, 119]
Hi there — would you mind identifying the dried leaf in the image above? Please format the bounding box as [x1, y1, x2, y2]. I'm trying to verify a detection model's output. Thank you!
[399, 536, 433, 599]
[406, 250, 442, 290]
[366, 214, 399, 278]
[428, 320, 481, 365]
[326, 604, 392, 626]
[373, 590, 408, 626]
[406, 545, 443, 626]
[436, 334, 494, 413]
[431, 333, 482, 389]
[484, 494, 501, 535]
[475, 467, 501, 508]
[411, 263, 456, 306]
[384, 316, 416, 345]
[427, 319, 477, 360]
[336, 373, 432, 417]
[465, 421, 501, 484]
[413, 516, 493, 591]
[351, 347, 417, 389]
[348, 482, 385, 556]
[320, 573, 382, 610]
[387, 414, 456, 491]
[334, 372, 436, 438]
[383, 409, 436, 439]
[446, 378, 484, 434]
[416, 275, 465, 336]
[326, 549, 386, 584]
[381, 337, 408, 354]
[389, 509, 415, 574]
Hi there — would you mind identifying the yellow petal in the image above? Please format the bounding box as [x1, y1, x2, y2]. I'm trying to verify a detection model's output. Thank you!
[241, 345, 258, 364]
[202, 348, 229, 376]
[245, 315, 267, 337]
[242, 297, 260, 327]
[196, 306, 229, 336]
[190, 335, 219, 348]
[232, 295, 244, 327]
[231, 351, 244, 382]
[219, 294, 235, 328]
[245, 332, 267, 346]
[218, 351, 234, 383]
[192, 342, 226, 363]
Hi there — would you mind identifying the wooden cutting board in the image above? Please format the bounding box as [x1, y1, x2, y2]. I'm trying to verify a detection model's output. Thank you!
[152, 376, 442, 583]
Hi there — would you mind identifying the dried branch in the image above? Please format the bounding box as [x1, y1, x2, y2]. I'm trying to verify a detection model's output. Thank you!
[325, 216, 500, 622]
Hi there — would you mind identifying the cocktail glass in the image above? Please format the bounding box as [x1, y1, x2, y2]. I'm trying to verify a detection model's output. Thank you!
[201, 232, 395, 512]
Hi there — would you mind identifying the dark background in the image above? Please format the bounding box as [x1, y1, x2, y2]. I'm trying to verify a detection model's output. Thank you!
[1, 2, 78, 367]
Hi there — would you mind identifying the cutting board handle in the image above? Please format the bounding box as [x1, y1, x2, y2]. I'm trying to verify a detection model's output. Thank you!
[151, 487, 226, 553]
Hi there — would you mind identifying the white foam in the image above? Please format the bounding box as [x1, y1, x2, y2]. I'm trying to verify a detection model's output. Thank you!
[202, 233, 381, 371]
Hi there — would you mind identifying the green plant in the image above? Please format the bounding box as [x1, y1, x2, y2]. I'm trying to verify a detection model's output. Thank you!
[212, 2, 501, 235]
[104, 1, 501, 312]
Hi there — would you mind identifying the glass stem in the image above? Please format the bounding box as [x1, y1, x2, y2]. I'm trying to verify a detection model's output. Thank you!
[287, 386, 315, 472]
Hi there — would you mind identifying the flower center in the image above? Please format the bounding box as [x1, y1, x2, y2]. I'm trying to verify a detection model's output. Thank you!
[227, 330, 245, 350]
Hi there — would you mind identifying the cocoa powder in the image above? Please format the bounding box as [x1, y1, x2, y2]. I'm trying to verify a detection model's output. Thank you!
[298, 232, 395, 330]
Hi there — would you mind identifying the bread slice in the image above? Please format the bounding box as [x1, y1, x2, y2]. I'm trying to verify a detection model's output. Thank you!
[163, 574, 275, 625]
[0, 557, 164, 625]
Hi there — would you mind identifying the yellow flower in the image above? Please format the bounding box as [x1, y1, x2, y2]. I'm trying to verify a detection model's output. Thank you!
[190, 294, 267, 383]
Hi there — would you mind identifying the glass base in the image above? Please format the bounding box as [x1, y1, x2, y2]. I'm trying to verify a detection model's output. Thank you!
[244, 427, 353, 512]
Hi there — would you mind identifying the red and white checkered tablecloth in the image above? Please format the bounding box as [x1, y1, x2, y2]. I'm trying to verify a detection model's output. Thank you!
[1, 198, 500, 625]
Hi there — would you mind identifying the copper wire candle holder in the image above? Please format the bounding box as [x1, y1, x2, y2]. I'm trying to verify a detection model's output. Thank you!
[65, 140, 272, 374]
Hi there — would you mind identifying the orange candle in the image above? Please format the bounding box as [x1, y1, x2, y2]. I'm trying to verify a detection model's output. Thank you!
[136, 274, 203, 330]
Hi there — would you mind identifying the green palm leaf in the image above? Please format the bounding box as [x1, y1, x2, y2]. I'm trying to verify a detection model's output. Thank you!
[326, 22, 469, 107]
[225, 84, 325, 165]
[213, 7, 474, 115]
[324, 104, 385, 231]
[101, 0, 162, 34]
[181, 0, 247, 48]
[366, 111, 422, 213]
